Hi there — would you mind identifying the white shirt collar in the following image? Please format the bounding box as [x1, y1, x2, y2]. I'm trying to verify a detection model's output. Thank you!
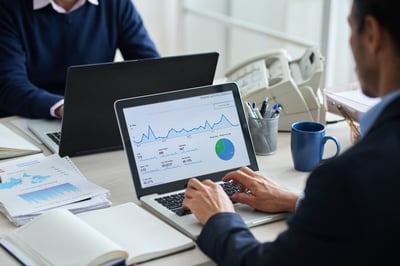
[359, 89, 400, 138]
[33, 0, 99, 13]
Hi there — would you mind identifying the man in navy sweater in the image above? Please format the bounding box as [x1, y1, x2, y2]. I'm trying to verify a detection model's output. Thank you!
[0, 0, 159, 118]
[183, 0, 400, 265]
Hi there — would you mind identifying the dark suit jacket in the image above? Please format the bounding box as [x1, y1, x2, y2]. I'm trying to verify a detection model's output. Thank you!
[197, 95, 400, 265]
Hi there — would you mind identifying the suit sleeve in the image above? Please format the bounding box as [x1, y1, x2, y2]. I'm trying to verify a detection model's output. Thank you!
[198, 213, 278, 266]
[0, 3, 63, 118]
[197, 160, 357, 265]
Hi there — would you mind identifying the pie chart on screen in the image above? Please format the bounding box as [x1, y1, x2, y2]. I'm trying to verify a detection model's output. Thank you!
[215, 138, 235, 161]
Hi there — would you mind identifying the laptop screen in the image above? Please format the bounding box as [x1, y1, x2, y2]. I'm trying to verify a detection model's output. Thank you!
[115, 83, 258, 197]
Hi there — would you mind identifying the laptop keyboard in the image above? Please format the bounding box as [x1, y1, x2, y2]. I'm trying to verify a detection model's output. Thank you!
[155, 182, 241, 216]
[46, 131, 62, 146]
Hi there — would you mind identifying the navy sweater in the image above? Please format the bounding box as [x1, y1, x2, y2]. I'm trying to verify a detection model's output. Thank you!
[0, 0, 159, 118]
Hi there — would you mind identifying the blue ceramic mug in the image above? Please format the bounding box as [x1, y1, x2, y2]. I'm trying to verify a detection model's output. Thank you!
[291, 121, 341, 172]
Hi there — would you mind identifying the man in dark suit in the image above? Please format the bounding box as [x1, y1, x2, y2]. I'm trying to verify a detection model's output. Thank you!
[183, 0, 400, 265]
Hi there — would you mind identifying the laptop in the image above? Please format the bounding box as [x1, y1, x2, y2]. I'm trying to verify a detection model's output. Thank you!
[28, 52, 219, 157]
[114, 82, 288, 239]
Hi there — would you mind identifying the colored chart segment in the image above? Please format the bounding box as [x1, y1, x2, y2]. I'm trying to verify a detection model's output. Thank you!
[215, 138, 235, 161]
[19, 183, 80, 203]
[0, 173, 50, 190]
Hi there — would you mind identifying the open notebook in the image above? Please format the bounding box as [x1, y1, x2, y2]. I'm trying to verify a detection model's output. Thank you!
[114, 82, 288, 239]
[0, 124, 41, 159]
[0, 202, 194, 266]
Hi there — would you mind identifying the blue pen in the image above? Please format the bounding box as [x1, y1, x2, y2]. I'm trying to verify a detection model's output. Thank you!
[270, 103, 281, 118]
[271, 103, 279, 111]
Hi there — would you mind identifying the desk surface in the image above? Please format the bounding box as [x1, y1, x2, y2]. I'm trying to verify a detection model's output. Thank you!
[0, 116, 352, 266]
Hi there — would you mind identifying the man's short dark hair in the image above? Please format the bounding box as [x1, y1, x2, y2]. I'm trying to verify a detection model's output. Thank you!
[353, 0, 400, 52]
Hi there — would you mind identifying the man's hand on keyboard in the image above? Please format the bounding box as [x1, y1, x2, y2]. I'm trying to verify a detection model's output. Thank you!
[182, 178, 235, 225]
[223, 167, 298, 213]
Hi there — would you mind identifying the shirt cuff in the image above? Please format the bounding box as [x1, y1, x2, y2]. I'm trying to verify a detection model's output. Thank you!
[50, 99, 64, 118]
[295, 191, 305, 212]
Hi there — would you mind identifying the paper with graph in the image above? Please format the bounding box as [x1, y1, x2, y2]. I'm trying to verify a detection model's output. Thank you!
[0, 154, 110, 226]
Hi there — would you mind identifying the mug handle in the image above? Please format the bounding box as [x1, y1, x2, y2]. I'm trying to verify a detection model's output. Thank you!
[322, 135, 341, 160]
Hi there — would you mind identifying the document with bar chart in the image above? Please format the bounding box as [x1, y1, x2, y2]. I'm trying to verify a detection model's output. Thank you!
[0, 154, 110, 226]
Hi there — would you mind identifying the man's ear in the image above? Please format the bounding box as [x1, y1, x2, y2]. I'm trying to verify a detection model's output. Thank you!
[363, 15, 383, 54]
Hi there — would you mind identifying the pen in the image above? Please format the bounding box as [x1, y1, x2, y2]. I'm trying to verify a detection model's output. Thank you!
[270, 103, 281, 118]
[245, 102, 257, 119]
[271, 110, 280, 118]
[254, 107, 264, 119]
[271, 103, 280, 112]
[260, 98, 269, 117]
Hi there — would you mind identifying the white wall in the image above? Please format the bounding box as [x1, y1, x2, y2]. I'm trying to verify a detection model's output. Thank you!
[324, 0, 355, 88]
[181, 0, 325, 79]
[133, 0, 356, 87]
[228, 0, 323, 66]
[133, 0, 181, 56]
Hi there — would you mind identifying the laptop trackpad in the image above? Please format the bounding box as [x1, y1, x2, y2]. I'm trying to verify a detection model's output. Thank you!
[235, 203, 277, 226]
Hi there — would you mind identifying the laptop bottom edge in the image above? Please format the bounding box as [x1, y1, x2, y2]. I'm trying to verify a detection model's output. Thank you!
[141, 195, 288, 240]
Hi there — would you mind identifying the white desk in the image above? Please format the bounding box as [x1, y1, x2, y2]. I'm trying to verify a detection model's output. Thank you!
[0, 116, 352, 266]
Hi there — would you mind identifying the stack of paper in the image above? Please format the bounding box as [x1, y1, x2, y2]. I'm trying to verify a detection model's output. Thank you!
[0, 154, 111, 226]
[0, 124, 42, 159]
[324, 82, 381, 122]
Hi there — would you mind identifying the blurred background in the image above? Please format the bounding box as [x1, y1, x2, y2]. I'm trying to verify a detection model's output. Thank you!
[132, 0, 355, 89]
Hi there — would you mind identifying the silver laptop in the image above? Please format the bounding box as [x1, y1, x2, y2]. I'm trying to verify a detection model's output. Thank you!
[114, 83, 288, 240]
[28, 52, 219, 157]
[27, 119, 61, 153]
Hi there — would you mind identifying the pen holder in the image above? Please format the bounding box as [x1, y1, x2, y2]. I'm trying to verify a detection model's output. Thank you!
[248, 112, 279, 155]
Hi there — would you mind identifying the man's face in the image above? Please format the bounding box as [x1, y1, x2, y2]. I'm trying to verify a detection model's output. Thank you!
[348, 3, 379, 97]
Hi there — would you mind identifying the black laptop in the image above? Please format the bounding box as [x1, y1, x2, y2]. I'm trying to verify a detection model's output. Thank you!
[28, 52, 219, 157]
